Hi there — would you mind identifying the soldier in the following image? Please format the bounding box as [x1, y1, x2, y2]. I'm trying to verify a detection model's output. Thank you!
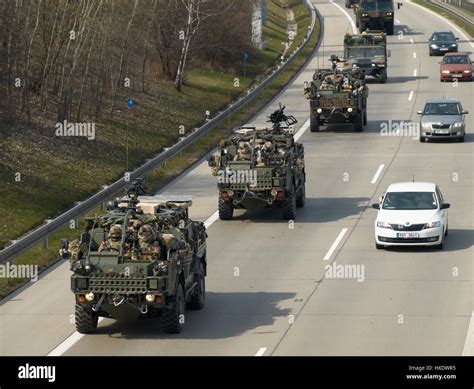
[98, 224, 123, 252]
[136, 224, 161, 261]
[234, 141, 251, 161]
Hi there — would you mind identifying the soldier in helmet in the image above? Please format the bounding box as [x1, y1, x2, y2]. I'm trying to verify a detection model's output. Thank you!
[98, 224, 123, 253]
[234, 141, 251, 161]
[135, 224, 161, 261]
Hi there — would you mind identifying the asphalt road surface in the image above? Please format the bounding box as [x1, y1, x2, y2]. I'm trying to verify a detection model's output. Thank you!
[1, 0, 473, 356]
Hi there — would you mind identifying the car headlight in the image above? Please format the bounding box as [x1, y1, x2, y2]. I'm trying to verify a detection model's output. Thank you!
[453, 122, 463, 128]
[385, 12, 392, 16]
[362, 13, 368, 17]
[377, 221, 392, 229]
[463, 70, 471, 74]
[441, 70, 450, 74]
[451, 44, 457, 47]
[371, 63, 376, 67]
[425, 221, 441, 229]
[317, 108, 323, 114]
[347, 107, 353, 113]
[352, 63, 357, 67]
[431, 44, 438, 48]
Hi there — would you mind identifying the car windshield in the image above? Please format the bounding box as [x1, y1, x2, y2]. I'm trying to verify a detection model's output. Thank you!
[382, 192, 438, 210]
[423, 102, 460, 115]
[347, 47, 385, 58]
[361, 0, 392, 11]
[443, 55, 470, 64]
[431, 32, 455, 41]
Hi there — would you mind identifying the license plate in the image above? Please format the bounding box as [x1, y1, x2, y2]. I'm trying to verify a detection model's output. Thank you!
[435, 130, 449, 134]
[440, 48, 448, 51]
[396, 232, 420, 239]
[452, 74, 462, 77]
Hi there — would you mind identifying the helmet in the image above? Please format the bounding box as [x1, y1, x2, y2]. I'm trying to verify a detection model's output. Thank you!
[109, 225, 122, 241]
[139, 224, 156, 242]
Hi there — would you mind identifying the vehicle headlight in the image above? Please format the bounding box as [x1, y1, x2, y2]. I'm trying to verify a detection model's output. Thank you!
[362, 13, 368, 17]
[145, 294, 155, 303]
[425, 221, 441, 229]
[317, 108, 323, 114]
[385, 12, 392, 16]
[451, 44, 457, 47]
[441, 70, 450, 74]
[85, 292, 95, 302]
[377, 221, 392, 229]
[421, 122, 430, 128]
[347, 107, 353, 113]
[453, 122, 463, 128]
[352, 63, 358, 67]
[371, 63, 376, 67]
[463, 70, 471, 73]
[431, 44, 438, 48]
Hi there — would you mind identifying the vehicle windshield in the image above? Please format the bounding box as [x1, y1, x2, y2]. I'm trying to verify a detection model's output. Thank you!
[423, 102, 461, 115]
[431, 32, 455, 41]
[443, 55, 470, 64]
[382, 192, 438, 210]
[361, 0, 393, 11]
[347, 47, 385, 58]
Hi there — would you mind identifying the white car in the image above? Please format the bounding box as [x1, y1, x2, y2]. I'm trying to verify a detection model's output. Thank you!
[372, 182, 450, 250]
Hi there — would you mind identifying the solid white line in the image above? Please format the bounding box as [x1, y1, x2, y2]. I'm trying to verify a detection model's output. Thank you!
[408, 91, 414, 101]
[462, 311, 474, 355]
[413, 69, 417, 77]
[255, 347, 267, 356]
[408, 0, 474, 48]
[413, 52, 417, 59]
[47, 318, 105, 356]
[371, 164, 385, 184]
[323, 228, 348, 261]
[294, 118, 310, 142]
[330, 0, 357, 34]
[204, 211, 219, 229]
[410, 38, 414, 44]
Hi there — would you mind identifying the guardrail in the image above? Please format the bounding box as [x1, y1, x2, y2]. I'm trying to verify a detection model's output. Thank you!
[0, 0, 320, 264]
[429, 0, 474, 25]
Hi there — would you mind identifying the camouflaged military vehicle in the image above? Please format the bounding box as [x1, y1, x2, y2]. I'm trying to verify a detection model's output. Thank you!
[304, 55, 369, 132]
[62, 180, 207, 334]
[343, 31, 389, 83]
[207, 105, 306, 220]
[355, 0, 403, 35]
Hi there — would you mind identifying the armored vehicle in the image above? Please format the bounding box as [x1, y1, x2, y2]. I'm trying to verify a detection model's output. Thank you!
[208, 105, 306, 221]
[345, 0, 360, 8]
[62, 180, 207, 334]
[304, 55, 369, 133]
[355, 0, 402, 35]
[343, 31, 389, 83]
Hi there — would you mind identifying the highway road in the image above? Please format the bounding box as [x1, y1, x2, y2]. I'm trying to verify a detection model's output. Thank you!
[1, 0, 473, 356]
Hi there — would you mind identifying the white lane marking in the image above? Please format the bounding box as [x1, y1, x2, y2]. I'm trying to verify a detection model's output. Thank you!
[294, 118, 310, 142]
[47, 317, 105, 356]
[413, 52, 417, 59]
[323, 228, 348, 261]
[408, 0, 474, 48]
[204, 211, 219, 229]
[462, 311, 474, 355]
[255, 347, 267, 356]
[413, 69, 417, 77]
[371, 164, 385, 184]
[395, 19, 401, 24]
[330, 0, 357, 34]
[408, 91, 414, 101]
[410, 38, 414, 44]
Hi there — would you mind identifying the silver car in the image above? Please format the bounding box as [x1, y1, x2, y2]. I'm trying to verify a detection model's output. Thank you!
[418, 98, 468, 142]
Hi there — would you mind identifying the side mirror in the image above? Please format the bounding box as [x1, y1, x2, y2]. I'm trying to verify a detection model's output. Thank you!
[387, 50, 391, 57]
[372, 203, 380, 210]
[462, 110, 469, 114]
[397, 2, 403, 9]
[417, 111, 423, 115]
[456, 37, 459, 40]
[441, 203, 450, 209]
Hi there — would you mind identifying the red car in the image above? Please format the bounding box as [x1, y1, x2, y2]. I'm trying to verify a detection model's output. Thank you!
[439, 52, 473, 82]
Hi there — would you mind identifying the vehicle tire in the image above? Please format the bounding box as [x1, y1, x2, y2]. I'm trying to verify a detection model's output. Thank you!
[75, 303, 98, 334]
[310, 114, 320, 132]
[419, 136, 426, 142]
[385, 21, 394, 35]
[459, 136, 465, 142]
[445, 225, 448, 236]
[363, 110, 367, 125]
[379, 70, 387, 84]
[429, 50, 433, 56]
[187, 262, 205, 310]
[282, 185, 297, 220]
[359, 23, 366, 33]
[218, 198, 233, 220]
[375, 242, 384, 250]
[162, 283, 185, 333]
[354, 113, 364, 132]
[434, 239, 444, 250]
[296, 182, 305, 208]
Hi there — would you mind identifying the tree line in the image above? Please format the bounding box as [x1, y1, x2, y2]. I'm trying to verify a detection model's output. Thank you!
[0, 0, 254, 122]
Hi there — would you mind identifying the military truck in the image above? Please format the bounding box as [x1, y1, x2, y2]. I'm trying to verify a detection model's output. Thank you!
[304, 55, 369, 133]
[207, 105, 306, 221]
[343, 31, 389, 83]
[355, 0, 403, 35]
[346, 0, 360, 8]
[62, 180, 207, 334]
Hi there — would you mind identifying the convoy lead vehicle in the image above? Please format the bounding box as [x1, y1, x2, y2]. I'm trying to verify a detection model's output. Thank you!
[355, 0, 402, 35]
[343, 31, 389, 83]
[208, 105, 306, 221]
[63, 181, 207, 334]
[304, 55, 369, 133]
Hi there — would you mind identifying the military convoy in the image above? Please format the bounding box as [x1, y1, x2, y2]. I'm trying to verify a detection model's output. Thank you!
[343, 31, 389, 83]
[304, 55, 369, 133]
[354, 0, 402, 35]
[208, 105, 306, 221]
[62, 180, 207, 334]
